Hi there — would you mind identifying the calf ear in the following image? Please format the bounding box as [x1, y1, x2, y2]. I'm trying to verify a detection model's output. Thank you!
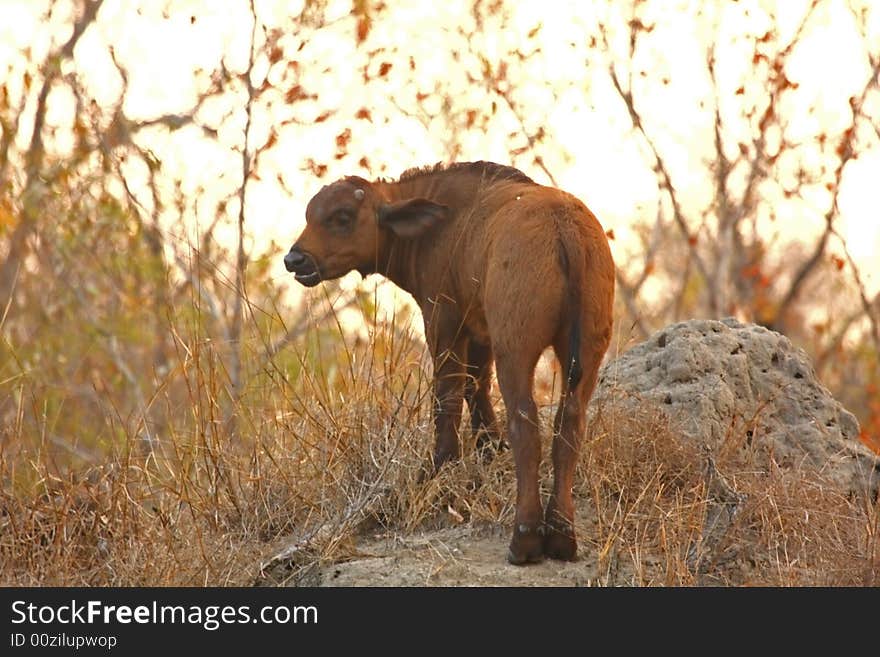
[377, 198, 450, 238]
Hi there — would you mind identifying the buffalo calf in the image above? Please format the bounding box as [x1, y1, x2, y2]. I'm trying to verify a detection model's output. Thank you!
[285, 161, 614, 564]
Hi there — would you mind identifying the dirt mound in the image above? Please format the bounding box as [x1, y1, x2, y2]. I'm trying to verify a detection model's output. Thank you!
[594, 318, 879, 496]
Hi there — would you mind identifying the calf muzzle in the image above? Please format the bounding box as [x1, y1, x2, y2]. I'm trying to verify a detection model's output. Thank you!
[284, 247, 322, 287]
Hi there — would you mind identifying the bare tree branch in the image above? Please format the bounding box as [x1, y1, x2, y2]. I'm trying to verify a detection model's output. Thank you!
[772, 54, 880, 329]
[816, 290, 880, 373]
[604, 42, 716, 313]
[831, 226, 880, 352]
[492, 84, 558, 187]
[25, 0, 104, 181]
[226, 0, 259, 438]
[0, 0, 104, 304]
[615, 271, 650, 340]
[0, 94, 26, 188]
[707, 40, 737, 316]
[739, 1, 820, 213]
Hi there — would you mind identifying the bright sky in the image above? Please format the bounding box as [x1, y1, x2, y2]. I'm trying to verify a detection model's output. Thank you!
[1, 0, 878, 300]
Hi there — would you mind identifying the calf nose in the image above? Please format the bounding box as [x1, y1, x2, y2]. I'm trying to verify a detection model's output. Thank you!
[284, 248, 308, 272]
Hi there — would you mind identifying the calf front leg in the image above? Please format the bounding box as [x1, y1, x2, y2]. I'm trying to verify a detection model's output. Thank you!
[464, 340, 502, 455]
[430, 337, 468, 472]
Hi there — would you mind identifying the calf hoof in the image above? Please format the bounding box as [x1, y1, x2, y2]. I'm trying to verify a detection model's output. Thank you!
[543, 529, 577, 561]
[507, 524, 545, 565]
[544, 499, 577, 560]
[418, 460, 448, 484]
[475, 434, 507, 463]
[419, 449, 458, 482]
[432, 447, 459, 472]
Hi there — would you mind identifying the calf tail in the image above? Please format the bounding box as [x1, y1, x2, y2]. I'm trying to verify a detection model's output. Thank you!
[556, 237, 584, 390]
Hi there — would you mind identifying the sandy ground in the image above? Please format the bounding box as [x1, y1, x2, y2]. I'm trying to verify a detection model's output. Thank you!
[295, 504, 639, 587]
[317, 525, 599, 587]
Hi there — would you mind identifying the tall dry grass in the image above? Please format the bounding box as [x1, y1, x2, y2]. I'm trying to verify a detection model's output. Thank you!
[2, 283, 877, 586]
[1, 231, 877, 586]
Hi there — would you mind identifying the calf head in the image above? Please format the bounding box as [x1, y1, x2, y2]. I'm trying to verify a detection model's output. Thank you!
[285, 176, 450, 287]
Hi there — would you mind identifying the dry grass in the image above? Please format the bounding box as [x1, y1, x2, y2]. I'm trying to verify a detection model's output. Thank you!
[581, 405, 879, 586]
[1, 289, 877, 587]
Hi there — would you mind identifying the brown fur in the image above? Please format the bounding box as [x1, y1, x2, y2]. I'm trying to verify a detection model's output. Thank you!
[285, 161, 615, 564]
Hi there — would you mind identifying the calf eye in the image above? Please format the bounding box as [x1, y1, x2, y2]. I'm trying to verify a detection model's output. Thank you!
[323, 209, 355, 233]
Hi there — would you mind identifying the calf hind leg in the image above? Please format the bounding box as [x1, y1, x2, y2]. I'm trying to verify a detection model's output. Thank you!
[494, 350, 544, 565]
[544, 341, 604, 561]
